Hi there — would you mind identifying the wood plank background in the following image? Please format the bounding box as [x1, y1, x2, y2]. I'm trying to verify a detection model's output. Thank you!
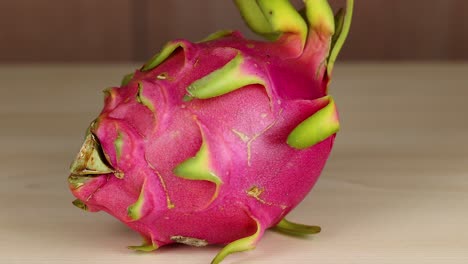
[0, 0, 467, 62]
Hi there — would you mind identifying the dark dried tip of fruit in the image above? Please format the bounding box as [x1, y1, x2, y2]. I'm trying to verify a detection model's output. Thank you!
[70, 132, 115, 176]
[72, 199, 88, 211]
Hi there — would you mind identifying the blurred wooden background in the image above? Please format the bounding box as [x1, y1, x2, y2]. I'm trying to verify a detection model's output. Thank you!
[0, 0, 467, 62]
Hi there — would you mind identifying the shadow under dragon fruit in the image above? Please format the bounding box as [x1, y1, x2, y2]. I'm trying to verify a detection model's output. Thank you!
[68, 0, 353, 263]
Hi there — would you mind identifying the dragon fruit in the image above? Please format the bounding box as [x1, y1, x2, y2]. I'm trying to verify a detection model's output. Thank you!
[68, 0, 353, 263]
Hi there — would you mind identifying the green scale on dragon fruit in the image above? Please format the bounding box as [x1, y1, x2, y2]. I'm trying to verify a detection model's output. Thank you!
[68, 0, 353, 263]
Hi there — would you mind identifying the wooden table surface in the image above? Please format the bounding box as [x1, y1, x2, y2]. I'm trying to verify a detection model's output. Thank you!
[1, 63, 467, 264]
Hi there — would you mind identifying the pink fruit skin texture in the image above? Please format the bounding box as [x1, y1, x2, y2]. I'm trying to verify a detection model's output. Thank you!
[69, 0, 353, 262]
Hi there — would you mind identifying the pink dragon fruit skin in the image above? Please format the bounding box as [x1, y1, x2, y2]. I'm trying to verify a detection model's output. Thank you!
[68, 0, 353, 263]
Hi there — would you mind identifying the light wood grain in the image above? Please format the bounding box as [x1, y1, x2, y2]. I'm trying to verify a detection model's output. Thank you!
[0, 63, 467, 263]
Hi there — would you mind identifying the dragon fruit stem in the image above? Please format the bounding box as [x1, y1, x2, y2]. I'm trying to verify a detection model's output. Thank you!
[303, 0, 335, 35]
[184, 51, 266, 101]
[331, 8, 345, 48]
[199, 30, 234, 43]
[128, 241, 159, 252]
[211, 216, 264, 264]
[274, 218, 321, 235]
[173, 129, 222, 205]
[121, 72, 134, 86]
[234, 0, 308, 49]
[327, 0, 353, 75]
[287, 96, 339, 149]
[141, 40, 194, 72]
